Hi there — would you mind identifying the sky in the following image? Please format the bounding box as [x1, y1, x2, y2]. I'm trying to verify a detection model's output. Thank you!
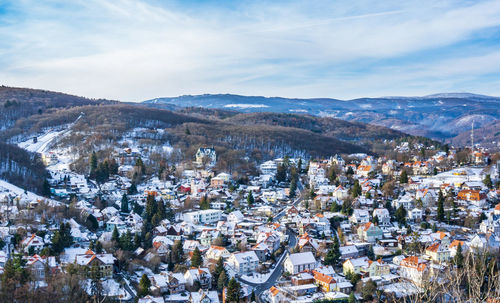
[1, 0, 500, 101]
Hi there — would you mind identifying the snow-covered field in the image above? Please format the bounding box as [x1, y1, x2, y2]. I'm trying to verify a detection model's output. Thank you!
[18, 128, 68, 153]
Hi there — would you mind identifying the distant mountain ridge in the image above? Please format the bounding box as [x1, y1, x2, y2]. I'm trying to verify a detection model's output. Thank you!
[144, 93, 500, 148]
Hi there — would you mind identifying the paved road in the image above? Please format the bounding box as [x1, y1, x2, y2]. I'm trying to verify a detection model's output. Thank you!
[239, 181, 303, 302]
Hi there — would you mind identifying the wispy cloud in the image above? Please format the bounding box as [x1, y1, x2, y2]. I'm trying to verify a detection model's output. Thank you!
[1, 0, 500, 100]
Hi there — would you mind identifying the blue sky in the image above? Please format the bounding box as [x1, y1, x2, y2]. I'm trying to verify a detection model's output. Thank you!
[1, 0, 500, 101]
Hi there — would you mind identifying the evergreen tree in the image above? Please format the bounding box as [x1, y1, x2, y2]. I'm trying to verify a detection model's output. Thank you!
[90, 151, 98, 177]
[135, 157, 146, 175]
[138, 274, 151, 297]
[226, 277, 241, 303]
[348, 292, 356, 303]
[251, 290, 256, 302]
[128, 183, 137, 195]
[400, 170, 408, 184]
[191, 247, 202, 267]
[112, 226, 120, 243]
[351, 180, 361, 198]
[483, 174, 492, 188]
[276, 164, 287, 183]
[327, 167, 337, 183]
[200, 195, 210, 210]
[42, 179, 51, 197]
[217, 270, 228, 291]
[213, 257, 226, 288]
[121, 193, 129, 213]
[395, 205, 407, 225]
[297, 158, 302, 173]
[247, 191, 254, 206]
[95, 241, 103, 254]
[324, 233, 340, 266]
[437, 191, 445, 222]
[455, 243, 464, 268]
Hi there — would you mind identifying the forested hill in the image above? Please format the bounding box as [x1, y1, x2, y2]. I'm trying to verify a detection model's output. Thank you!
[0, 86, 116, 131]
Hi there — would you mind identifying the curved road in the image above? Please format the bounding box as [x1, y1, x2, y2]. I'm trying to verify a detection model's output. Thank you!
[238, 182, 303, 302]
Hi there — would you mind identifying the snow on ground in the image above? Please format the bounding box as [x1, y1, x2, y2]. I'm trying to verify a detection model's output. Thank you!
[241, 271, 272, 283]
[18, 127, 67, 153]
[224, 104, 270, 109]
[0, 179, 60, 206]
[60, 247, 88, 264]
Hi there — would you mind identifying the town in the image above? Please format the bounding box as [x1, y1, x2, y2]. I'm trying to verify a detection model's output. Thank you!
[0, 130, 499, 303]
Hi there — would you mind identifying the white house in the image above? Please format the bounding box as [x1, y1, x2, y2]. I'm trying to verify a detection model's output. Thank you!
[284, 252, 316, 274]
[184, 210, 223, 225]
[227, 251, 259, 275]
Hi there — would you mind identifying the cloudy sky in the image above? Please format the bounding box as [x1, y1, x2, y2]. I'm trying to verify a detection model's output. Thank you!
[1, 0, 500, 101]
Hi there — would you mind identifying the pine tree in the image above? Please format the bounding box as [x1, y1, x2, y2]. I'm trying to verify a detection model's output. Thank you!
[112, 226, 120, 243]
[213, 257, 226, 288]
[400, 170, 408, 184]
[276, 164, 287, 183]
[395, 205, 407, 225]
[483, 174, 492, 188]
[42, 179, 51, 197]
[121, 193, 129, 213]
[90, 151, 98, 177]
[138, 274, 151, 297]
[247, 191, 254, 206]
[348, 292, 356, 303]
[324, 233, 340, 266]
[251, 290, 256, 302]
[455, 243, 464, 268]
[437, 191, 445, 222]
[191, 247, 202, 267]
[226, 277, 241, 303]
[217, 270, 228, 291]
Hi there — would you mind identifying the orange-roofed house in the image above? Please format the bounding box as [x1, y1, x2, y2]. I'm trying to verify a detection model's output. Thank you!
[400, 256, 428, 286]
[457, 189, 487, 208]
[314, 272, 337, 292]
[356, 165, 373, 177]
[268, 286, 284, 303]
[449, 240, 469, 257]
[357, 222, 383, 243]
[425, 243, 450, 263]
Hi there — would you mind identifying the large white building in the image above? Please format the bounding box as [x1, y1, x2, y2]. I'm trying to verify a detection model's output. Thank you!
[227, 251, 259, 275]
[183, 210, 223, 225]
[284, 252, 316, 274]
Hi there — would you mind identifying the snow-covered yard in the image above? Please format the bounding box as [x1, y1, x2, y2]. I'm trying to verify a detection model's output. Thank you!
[241, 271, 272, 283]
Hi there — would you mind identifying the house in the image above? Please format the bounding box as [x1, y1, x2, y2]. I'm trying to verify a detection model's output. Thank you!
[425, 243, 450, 263]
[284, 252, 317, 274]
[343, 257, 369, 275]
[195, 147, 216, 167]
[408, 208, 423, 221]
[227, 211, 244, 223]
[205, 245, 230, 261]
[350, 209, 370, 224]
[138, 296, 165, 303]
[184, 210, 223, 225]
[106, 215, 126, 232]
[339, 245, 359, 260]
[184, 267, 212, 289]
[400, 256, 427, 286]
[227, 251, 259, 275]
[21, 234, 45, 253]
[297, 232, 319, 253]
[372, 208, 391, 226]
[367, 259, 390, 277]
[457, 189, 487, 208]
[168, 272, 187, 294]
[313, 271, 337, 292]
[449, 240, 469, 257]
[75, 249, 115, 277]
[357, 222, 384, 242]
[268, 286, 285, 303]
[190, 289, 220, 303]
[26, 254, 57, 281]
